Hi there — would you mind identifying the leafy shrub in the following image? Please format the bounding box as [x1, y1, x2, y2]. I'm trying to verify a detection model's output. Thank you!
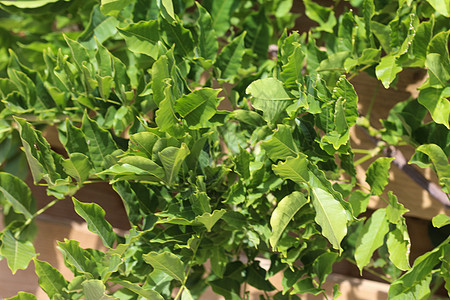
[0, 0, 449, 299]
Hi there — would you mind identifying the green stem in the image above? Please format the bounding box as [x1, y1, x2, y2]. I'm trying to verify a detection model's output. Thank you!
[173, 285, 185, 300]
[348, 64, 372, 81]
[23, 197, 62, 228]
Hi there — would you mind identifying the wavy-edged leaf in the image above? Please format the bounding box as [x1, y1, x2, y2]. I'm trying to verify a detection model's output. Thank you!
[246, 78, 295, 123]
[262, 124, 298, 161]
[432, 214, 450, 228]
[160, 18, 195, 57]
[417, 87, 450, 129]
[57, 239, 90, 273]
[311, 187, 348, 252]
[4, 292, 36, 300]
[332, 76, 358, 128]
[159, 143, 190, 185]
[270, 191, 308, 249]
[194, 209, 226, 231]
[425, 0, 450, 17]
[386, 192, 409, 224]
[365, 157, 394, 196]
[62, 153, 93, 183]
[100, 0, 132, 16]
[155, 85, 179, 133]
[119, 156, 165, 180]
[73, 198, 116, 247]
[82, 279, 118, 300]
[0, 172, 35, 219]
[81, 113, 118, 172]
[143, 251, 185, 282]
[243, 8, 271, 57]
[158, 0, 175, 22]
[111, 279, 164, 300]
[280, 43, 305, 89]
[412, 144, 450, 193]
[118, 20, 160, 59]
[202, 0, 239, 36]
[0, 0, 63, 8]
[214, 33, 246, 82]
[34, 259, 69, 298]
[387, 226, 411, 271]
[0, 230, 36, 274]
[175, 88, 222, 128]
[354, 208, 389, 272]
[272, 154, 310, 184]
[375, 55, 402, 89]
[129, 132, 159, 159]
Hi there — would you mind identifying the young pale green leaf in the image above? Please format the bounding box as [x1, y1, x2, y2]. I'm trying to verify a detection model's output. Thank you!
[64, 119, 89, 155]
[427, 31, 450, 72]
[158, 0, 176, 22]
[160, 18, 195, 57]
[332, 76, 358, 128]
[119, 156, 165, 180]
[202, 0, 239, 36]
[417, 87, 450, 129]
[159, 143, 190, 185]
[311, 187, 348, 253]
[354, 208, 390, 273]
[117, 21, 160, 59]
[375, 55, 402, 89]
[270, 191, 308, 249]
[389, 237, 449, 299]
[151, 55, 171, 106]
[82, 280, 118, 300]
[57, 239, 91, 274]
[194, 209, 226, 232]
[246, 78, 295, 123]
[365, 157, 394, 196]
[72, 198, 116, 248]
[387, 227, 411, 271]
[425, 53, 450, 87]
[62, 153, 93, 183]
[386, 192, 409, 224]
[143, 251, 185, 282]
[100, 0, 133, 16]
[0, 172, 35, 219]
[175, 88, 222, 128]
[262, 125, 298, 162]
[4, 292, 36, 300]
[155, 85, 180, 133]
[412, 144, 450, 192]
[34, 259, 69, 298]
[272, 154, 310, 184]
[111, 279, 164, 300]
[195, 2, 218, 61]
[425, 0, 450, 17]
[0, 230, 36, 274]
[78, 5, 119, 46]
[347, 190, 370, 216]
[214, 33, 246, 82]
[81, 113, 118, 172]
[432, 214, 450, 228]
[280, 43, 305, 89]
[303, 0, 336, 33]
[181, 288, 195, 300]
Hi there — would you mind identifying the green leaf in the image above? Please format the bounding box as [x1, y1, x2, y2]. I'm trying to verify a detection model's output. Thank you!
[214, 33, 246, 81]
[425, 53, 450, 87]
[272, 154, 310, 184]
[332, 76, 358, 128]
[194, 209, 226, 231]
[375, 55, 402, 89]
[100, 0, 132, 16]
[303, 0, 336, 33]
[155, 85, 179, 133]
[246, 262, 275, 291]
[386, 192, 409, 224]
[0, 172, 35, 219]
[160, 18, 195, 57]
[310, 187, 348, 253]
[143, 251, 185, 282]
[4, 292, 36, 300]
[432, 214, 450, 228]
[195, 2, 218, 61]
[175, 88, 222, 128]
[246, 78, 295, 123]
[387, 227, 411, 271]
[280, 43, 305, 89]
[81, 113, 118, 172]
[129, 132, 159, 159]
[34, 259, 69, 298]
[425, 0, 450, 17]
[348, 190, 370, 216]
[365, 157, 394, 196]
[82, 280, 118, 300]
[159, 143, 190, 185]
[412, 144, 450, 192]
[111, 279, 164, 300]
[0, 0, 63, 8]
[262, 125, 298, 162]
[118, 21, 160, 59]
[73, 198, 116, 248]
[64, 119, 89, 155]
[62, 153, 93, 183]
[0, 230, 36, 274]
[57, 239, 90, 273]
[78, 5, 119, 46]
[158, 0, 176, 22]
[313, 252, 339, 284]
[202, 0, 239, 36]
[270, 191, 308, 249]
[417, 87, 450, 129]
[354, 208, 390, 272]
[119, 156, 165, 180]
[243, 8, 271, 57]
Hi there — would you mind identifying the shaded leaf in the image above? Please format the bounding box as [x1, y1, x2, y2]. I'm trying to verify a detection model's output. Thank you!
[62, 153, 93, 183]
[34, 259, 69, 298]
[375, 55, 402, 89]
[82, 279, 118, 300]
[0, 230, 36, 274]
[159, 143, 190, 185]
[0, 172, 35, 219]
[195, 2, 218, 61]
[262, 125, 298, 162]
[215, 33, 246, 81]
[387, 226, 411, 271]
[194, 209, 226, 232]
[143, 251, 185, 282]
[112, 279, 164, 300]
[366, 157, 394, 196]
[118, 20, 160, 59]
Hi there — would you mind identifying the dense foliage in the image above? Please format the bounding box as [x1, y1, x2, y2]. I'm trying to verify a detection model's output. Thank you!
[0, 0, 449, 299]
